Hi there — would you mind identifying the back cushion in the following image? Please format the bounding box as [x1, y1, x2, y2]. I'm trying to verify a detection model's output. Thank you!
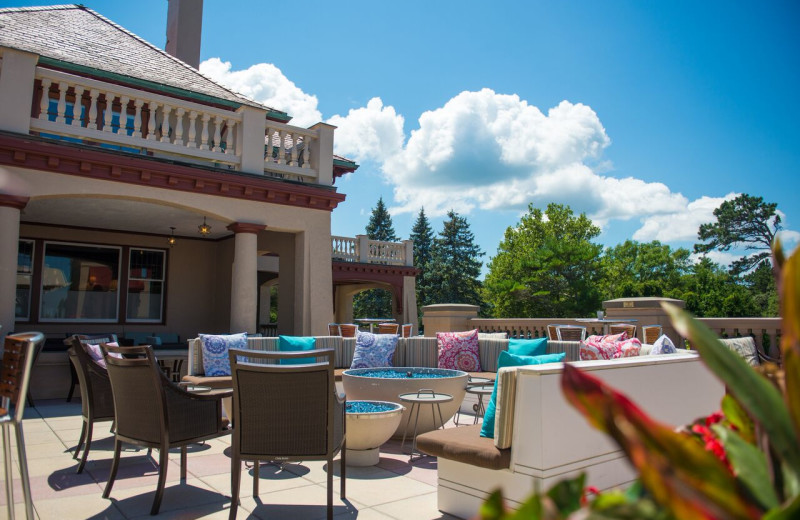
[478, 338, 509, 372]
[402, 337, 438, 368]
[720, 337, 760, 366]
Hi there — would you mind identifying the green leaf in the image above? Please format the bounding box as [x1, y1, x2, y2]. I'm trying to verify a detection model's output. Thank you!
[721, 394, 755, 444]
[545, 473, 586, 515]
[664, 303, 800, 479]
[479, 490, 510, 520]
[712, 424, 779, 509]
[763, 492, 800, 520]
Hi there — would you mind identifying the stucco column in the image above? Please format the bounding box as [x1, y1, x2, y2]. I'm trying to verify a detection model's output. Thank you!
[0, 195, 29, 337]
[228, 223, 265, 334]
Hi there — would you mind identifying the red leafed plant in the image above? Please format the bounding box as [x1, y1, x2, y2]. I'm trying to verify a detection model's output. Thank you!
[479, 241, 800, 519]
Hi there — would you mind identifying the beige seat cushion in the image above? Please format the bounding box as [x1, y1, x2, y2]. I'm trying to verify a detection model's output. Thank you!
[416, 424, 511, 470]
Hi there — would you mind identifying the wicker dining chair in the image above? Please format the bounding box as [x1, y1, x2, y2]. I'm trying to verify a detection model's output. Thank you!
[339, 324, 358, 338]
[102, 344, 231, 515]
[227, 348, 346, 520]
[327, 323, 341, 336]
[1, 332, 44, 520]
[67, 335, 117, 474]
[556, 325, 587, 341]
[609, 323, 637, 339]
[641, 325, 663, 344]
[377, 323, 399, 335]
[546, 324, 562, 340]
[400, 323, 413, 337]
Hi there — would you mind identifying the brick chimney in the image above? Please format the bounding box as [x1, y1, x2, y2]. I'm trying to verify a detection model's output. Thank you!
[165, 0, 203, 69]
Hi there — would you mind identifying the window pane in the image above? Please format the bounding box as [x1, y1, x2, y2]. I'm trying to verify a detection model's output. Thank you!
[16, 240, 34, 320]
[40, 243, 119, 321]
[127, 280, 163, 321]
[127, 249, 165, 322]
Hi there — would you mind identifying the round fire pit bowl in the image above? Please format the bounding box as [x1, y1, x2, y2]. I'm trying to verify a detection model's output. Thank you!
[342, 367, 468, 437]
[345, 400, 405, 466]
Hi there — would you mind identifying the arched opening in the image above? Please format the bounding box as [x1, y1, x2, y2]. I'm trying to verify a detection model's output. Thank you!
[353, 286, 394, 320]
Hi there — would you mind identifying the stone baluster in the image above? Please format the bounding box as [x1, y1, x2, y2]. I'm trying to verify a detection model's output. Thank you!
[102, 92, 114, 132]
[146, 102, 159, 141]
[302, 136, 311, 169]
[187, 110, 198, 148]
[225, 118, 236, 154]
[288, 132, 298, 167]
[87, 89, 99, 130]
[278, 130, 286, 164]
[55, 81, 68, 124]
[174, 108, 185, 144]
[160, 104, 172, 143]
[118, 96, 130, 134]
[265, 127, 274, 162]
[199, 113, 210, 150]
[212, 115, 223, 152]
[72, 85, 85, 127]
[133, 99, 144, 138]
[38, 77, 52, 120]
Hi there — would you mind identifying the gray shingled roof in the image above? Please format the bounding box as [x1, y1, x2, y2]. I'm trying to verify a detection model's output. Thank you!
[0, 4, 287, 117]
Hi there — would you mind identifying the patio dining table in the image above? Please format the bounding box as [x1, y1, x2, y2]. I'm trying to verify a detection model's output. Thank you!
[575, 318, 638, 336]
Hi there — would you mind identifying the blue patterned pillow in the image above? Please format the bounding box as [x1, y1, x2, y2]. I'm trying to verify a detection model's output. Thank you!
[351, 331, 398, 369]
[199, 333, 247, 376]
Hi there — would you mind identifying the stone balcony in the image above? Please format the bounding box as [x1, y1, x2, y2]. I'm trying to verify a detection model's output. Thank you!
[331, 235, 414, 267]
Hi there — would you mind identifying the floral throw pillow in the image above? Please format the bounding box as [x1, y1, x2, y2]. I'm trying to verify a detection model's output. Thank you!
[580, 336, 641, 360]
[82, 341, 121, 369]
[351, 331, 399, 369]
[651, 335, 677, 355]
[437, 329, 481, 372]
[199, 333, 247, 376]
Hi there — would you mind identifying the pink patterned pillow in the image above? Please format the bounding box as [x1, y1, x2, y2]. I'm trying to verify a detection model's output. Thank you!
[437, 329, 481, 372]
[579, 341, 617, 360]
[618, 338, 642, 357]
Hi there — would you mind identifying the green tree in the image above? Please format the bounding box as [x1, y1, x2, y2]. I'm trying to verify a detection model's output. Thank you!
[600, 240, 691, 300]
[694, 194, 781, 275]
[677, 257, 758, 317]
[353, 197, 398, 319]
[743, 261, 779, 316]
[409, 207, 434, 315]
[425, 210, 484, 308]
[484, 203, 602, 318]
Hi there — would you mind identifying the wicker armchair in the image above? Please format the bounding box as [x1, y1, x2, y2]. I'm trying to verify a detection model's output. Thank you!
[641, 325, 663, 345]
[609, 323, 637, 339]
[67, 335, 117, 474]
[377, 322, 399, 334]
[1, 332, 44, 520]
[102, 345, 230, 515]
[401, 323, 414, 337]
[227, 348, 346, 520]
[339, 324, 358, 338]
[556, 325, 587, 341]
[327, 323, 341, 336]
[546, 324, 561, 340]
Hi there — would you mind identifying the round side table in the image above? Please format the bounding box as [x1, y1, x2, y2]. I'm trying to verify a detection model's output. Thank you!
[398, 389, 453, 462]
[455, 384, 494, 425]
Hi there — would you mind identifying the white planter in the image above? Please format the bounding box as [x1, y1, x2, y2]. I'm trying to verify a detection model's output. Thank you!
[345, 400, 405, 466]
[342, 367, 468, 437]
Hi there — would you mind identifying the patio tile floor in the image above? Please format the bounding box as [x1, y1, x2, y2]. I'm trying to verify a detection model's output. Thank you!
[1, 399, 471, 519]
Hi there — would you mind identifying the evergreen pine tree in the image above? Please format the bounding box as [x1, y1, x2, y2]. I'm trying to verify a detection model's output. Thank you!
[410, 207, 434, 313]
[426, 210, 484, 309]
[354, 197, 398, 319]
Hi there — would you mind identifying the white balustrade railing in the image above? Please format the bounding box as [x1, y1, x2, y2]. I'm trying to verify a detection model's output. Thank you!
[331, 235, 412, 266]
[331, 235, 359, 262]
[263, 123, 318, 182]
[30, 67, 241, 166]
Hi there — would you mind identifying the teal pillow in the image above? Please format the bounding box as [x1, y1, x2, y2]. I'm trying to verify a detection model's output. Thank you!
[278, 335, 316, 365]
[480, 351, 566, 438]
[507, 337, 547, 357]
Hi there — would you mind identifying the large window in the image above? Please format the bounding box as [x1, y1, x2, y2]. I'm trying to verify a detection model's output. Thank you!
[127, 248, 166, 322]
[39, 242, 120, 322]
[16, 240, 34, 320]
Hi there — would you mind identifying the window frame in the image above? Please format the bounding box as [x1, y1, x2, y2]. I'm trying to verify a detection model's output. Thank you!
[15, 239, 35, 321]
[126, 247, 167, 323]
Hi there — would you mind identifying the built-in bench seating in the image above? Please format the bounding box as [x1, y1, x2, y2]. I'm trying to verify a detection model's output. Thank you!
[414, 352, 725, 519]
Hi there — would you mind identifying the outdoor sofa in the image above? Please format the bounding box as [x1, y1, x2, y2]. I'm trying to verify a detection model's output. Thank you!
[414, 351, 725, 519]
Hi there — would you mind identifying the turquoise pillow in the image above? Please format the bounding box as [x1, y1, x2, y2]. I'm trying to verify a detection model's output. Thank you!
[507, 337, 547, 357]
[480, 351, 566, 438]
[278, 335, 316, 365]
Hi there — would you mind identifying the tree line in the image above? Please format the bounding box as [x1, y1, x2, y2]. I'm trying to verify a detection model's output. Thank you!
[353, 194, 781, 320]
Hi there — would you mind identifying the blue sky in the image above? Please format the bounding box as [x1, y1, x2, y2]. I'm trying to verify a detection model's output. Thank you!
[7, 1, 800, 272]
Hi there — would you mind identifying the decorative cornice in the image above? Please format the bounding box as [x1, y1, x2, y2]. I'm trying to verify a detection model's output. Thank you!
[227, 222, 266, 234]
[0, 132, 346, 212]
[0, 193, 30, 210]
[331, 261, 419, 278]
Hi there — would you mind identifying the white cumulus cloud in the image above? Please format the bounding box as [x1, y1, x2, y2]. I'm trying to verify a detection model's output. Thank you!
[327, 98, 405, 163]
[199, 58, 322, 127]
[633, 193, 738, 242]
